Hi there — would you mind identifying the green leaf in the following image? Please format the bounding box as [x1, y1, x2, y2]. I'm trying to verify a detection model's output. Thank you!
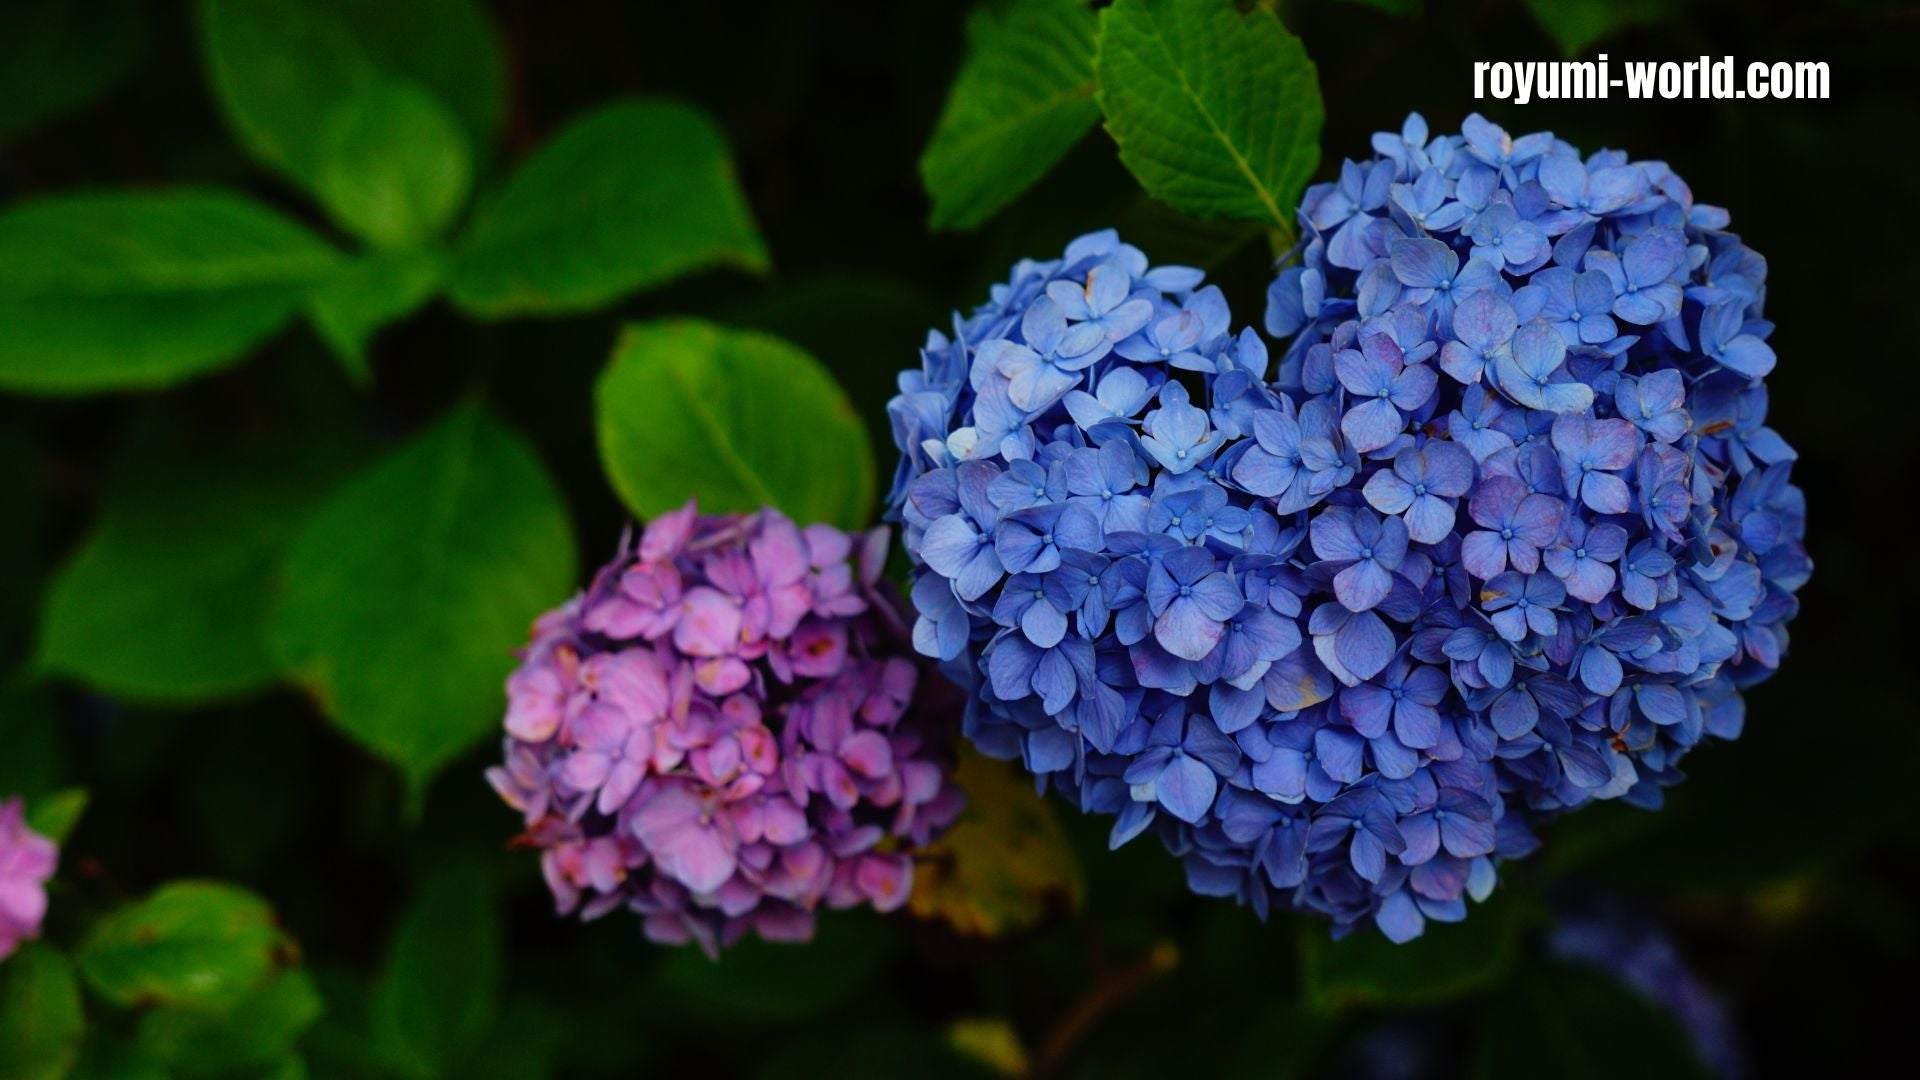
[0, 189, 342, 394]
[448, 100, 768, 318]
[1300, 887, 1537, 1010]
[921, 0, 1100, 231]
[135, 969, 324, 1077]
[1095, 0, 1322, 229]
[596, 319, 874, 530]
[315, 80, 472, 250]
[1475, 962, 1710, 1080]
[0, 0, 143, 144]
[714, 273, 945, 464]
[268, 404, 576, 793]
[77, 882, 291, 1011]
[23, 788, 87, 845]
[908, 748, 1083, 937]
[1523, 0, 1675, 56]
[37, 435, 355, 705]
[195, 0, 503, 190]
[371, 860, 502, 1078]
[0, 944, 85, 1080]
[307, 249, 443, 383]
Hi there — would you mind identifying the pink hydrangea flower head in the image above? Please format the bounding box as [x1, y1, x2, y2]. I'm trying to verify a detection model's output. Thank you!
[0, 797, 58, 964]
[488, 503, 965, 955]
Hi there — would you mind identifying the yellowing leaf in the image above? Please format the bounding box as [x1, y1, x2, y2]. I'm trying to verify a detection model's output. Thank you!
[909, 748, 1082, 937]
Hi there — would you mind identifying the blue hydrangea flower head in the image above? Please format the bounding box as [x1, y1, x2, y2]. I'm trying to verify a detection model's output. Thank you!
[886, 115, 1807, 942]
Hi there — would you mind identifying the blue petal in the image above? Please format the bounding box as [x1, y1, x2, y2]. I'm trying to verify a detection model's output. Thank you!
[1156, 752, 1218, 824]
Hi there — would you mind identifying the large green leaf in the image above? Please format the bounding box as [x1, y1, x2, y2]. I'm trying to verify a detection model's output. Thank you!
[0, 0, 142, 144]
[77, 882, 291, 1011]
[268, 405, 576, 793]
[135, 968, 324, 1077]
[0, 944, 85, 1080]
[921, 0, 1100, 231]
[0, 189, 341, 394]
[596, 319, 873, 531]
[307, 249, 443, 383]
[315, 79, 472, 249]
[37, 435, 354, 705]
[1095, 0, 1322, 229]
[448, 101, 768, 318]
[370, 860, 502, 1078]
[195, 0, 502, 190]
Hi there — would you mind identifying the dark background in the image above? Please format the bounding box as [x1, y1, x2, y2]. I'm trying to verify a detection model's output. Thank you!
[2, 0, 1914, 1076]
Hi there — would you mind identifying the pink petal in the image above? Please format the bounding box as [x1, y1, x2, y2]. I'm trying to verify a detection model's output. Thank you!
[672, 587, 744, 658]
[839, 731, 895, 780]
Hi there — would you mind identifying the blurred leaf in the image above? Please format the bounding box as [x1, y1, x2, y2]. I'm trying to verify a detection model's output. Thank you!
[921, 0, 1100, 231]
[448, 100, 768, 318]
[0, 0, 142, 144]
[1300, 887, 1536, 1010]
[77, 881, 291, 1011]
[0, 944, 85, 1080]
[1475, 962, 1709, 1079]
[908, 747, 1083, 937]
[316, 80, 472, 249]
[370, 860, 502, 1078]
[37, 436, 354, 705]
[269, 404, 575, 795]
[135, 968, 324, 1076]
[259, 1058, 309, 1080]
[1095, 0, 1322, 230]
[23, 788, 87, 845]
[0, 189, 341, 394]
[656, 913, 896, 1023]
[596, 318, 874, 529]
[1523, 0, 1675, 56]
[196, 0, 503, 191]
[946, 1017, 1029, 1077]
[307, 249, 443, 383]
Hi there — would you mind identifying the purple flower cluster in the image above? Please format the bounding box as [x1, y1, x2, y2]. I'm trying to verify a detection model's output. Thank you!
[0, 797, 57, 963]
[885, 113, 1806, 941]
[488, 503, 965, 955]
